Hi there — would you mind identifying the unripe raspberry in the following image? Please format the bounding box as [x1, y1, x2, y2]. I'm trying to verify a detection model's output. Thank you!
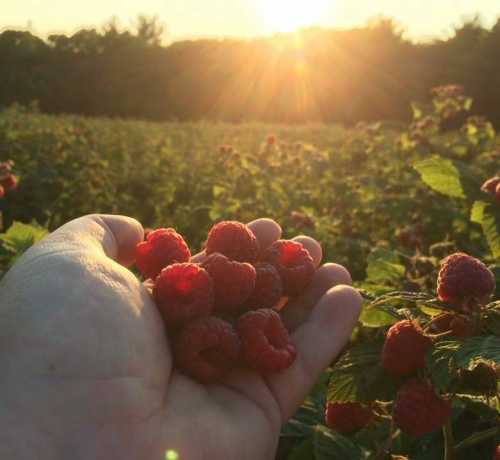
[262, 240, 315, 296]
[174, 316, 240, 384]
[236, 308, 296, 374]
[202, 253, 256, 316]
[153, 263, 214, 327]
[205, 221, 260, 263]
[481, 177, 500, 195]
[135, 228, 191, 280]
[393, 380, 451, 437]
[382, 320, 432, 378]
[437, 253, 495, 312]
[428, 312, 474, 339]
[325, 402, 373, 434]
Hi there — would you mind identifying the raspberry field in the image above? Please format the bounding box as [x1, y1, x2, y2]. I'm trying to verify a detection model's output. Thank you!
[0, 89, 499, 459]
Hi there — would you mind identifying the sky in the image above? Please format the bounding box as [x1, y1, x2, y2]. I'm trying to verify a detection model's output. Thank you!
[2, 0, 500, 42]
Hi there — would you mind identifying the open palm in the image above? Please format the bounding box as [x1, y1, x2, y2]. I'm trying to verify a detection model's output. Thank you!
[0, 214, 361, 460]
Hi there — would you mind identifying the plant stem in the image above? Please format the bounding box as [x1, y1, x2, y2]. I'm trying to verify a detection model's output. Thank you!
[443, 420, 455, 460]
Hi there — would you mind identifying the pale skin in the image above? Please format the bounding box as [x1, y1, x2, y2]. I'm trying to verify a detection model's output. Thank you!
[0, 214, 362, 460]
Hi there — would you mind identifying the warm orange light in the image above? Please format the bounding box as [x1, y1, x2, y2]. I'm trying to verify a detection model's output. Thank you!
[258, 0, 332, 33]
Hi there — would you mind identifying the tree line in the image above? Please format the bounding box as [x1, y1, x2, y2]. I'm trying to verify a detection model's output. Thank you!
[1, 16, 500, 124]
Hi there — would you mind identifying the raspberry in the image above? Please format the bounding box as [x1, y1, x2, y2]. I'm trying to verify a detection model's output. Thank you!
[0, 185, 4, 199]
[262, 240, 315, 296]
[205, 221, 260, 263]
[325, 402, 373, 434]
[393, 380, 451, 437]
[382, 320, 432, 378]
[174, 316, 240, 384]
[1, 174, 17, 190]
[495, 445, 500, 460]
[428, 312, 474, 339]
[153, 263, 214, 327]
[245, 262, 283, 309]
[202, 253, 256, 315]
[496, 183, 500, 202]
[437, 253, 495, 312]
[135, 228, 191, 280]
[481, 176, 500, 195]
[236, 308, 296, 373]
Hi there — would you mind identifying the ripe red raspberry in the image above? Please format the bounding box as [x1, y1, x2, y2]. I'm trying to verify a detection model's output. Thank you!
[437, 253, 495, 312]
[245, 262, 283, 309]
[494, 445, 500, 460]
[1, 174, 17, 190]
[236, 308, 296, 373]
[135, 228, 191, 280]
[496, 183, 500, 202]
[382, 320, 432, 378]
[174, 316, 240, 384]
[393, 380, 451, 437]
[262, 240, 315, 296]
[325, 402, 373, 434]
[428, 312, 473, 339]
[153, 263, 214, 327]
[0, 185, 5, 199]
[205, 221, 260, 263]
[202, 253, 256, 315]
[481, 176, 500, 195]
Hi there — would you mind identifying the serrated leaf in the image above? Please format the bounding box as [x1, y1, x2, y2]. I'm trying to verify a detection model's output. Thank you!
[0, 222, 48, 263]
[327, 342, 398, 403]
[282, 397, 323, 439]
[314, 426, 365, 460]
[427, 341, 460, 391]
[413, 157, 466, 199]
[359, 305, 399, 328]
[456, 336, 500, 367]
[479, 203, 500, 258]
[366, 249, 405, 284]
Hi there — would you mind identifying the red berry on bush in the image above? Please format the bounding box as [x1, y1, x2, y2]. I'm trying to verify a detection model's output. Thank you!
[325, 402, 373, 434]
[0, 184, 5, 199]
[262, 240, 315, 296]
[393, 380, 451, 437]
[245, 262, 283, 309]
[382, 320, 432, 378]
[153, 263, 214, 327]
[1, 174, 17, 190]
[202, 253, 256, 315]
[437, 252, 495, 312]
[494, 445, 500, 460]
[205, 221, 260, 263]
[428, 312, 473, 339]
[135, 228, 191, 280]
[496, 183, 500, 202]
[236, 308, 296, 374]
[174, 316, 240, 384]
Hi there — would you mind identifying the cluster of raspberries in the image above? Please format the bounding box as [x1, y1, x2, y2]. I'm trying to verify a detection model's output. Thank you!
[326, 252, 496, 439]
[135, 221, 316, 384]
[0, 161, 18, 198]
[481, 176, 500, 202]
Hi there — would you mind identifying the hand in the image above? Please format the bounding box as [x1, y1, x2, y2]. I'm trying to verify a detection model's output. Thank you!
[0, 214, 362, 460]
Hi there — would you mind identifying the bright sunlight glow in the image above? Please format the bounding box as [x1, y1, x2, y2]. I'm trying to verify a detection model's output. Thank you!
[258, 0, 333, 32]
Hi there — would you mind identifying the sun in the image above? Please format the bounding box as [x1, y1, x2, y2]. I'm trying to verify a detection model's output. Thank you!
[257, 0, 332, 33]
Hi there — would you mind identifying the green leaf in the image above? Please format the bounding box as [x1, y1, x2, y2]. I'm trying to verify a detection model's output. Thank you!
[471, 200, 487, 224]
[288, 439, 315, 460]
[0, 222, 48, 263]
[479, 203, 500, 258]
[483, 307, 500, 335]
[427, 341, 460, 391]
[366, 249, 405, 284]
[413, 157, 466, 199]
[314, 426, 365, 460]
[327, 342, 398, 403]
[456, 336, 500, 367]
[359, 304, 399, 328]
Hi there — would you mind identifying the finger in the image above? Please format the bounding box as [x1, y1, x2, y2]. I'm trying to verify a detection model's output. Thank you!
[267, 285, 362, 422]
[281, 263, 353, 331]
[292, 235, 322, 268]
[45, 214, 143, 267]
[191, 218, 282, 263]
